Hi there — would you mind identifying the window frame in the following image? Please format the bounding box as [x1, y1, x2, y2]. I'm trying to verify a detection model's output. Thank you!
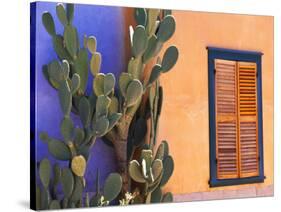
[207, 47, 265, 187]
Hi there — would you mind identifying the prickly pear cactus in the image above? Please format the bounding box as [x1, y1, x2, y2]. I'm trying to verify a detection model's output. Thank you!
[37, 3, 178, 209]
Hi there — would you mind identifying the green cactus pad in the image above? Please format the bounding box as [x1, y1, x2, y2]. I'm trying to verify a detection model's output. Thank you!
[56, 3, 68, 26]
[160, 155, 174, 187]
[161, 140, 169, 158]
[157, 15, 176, 42]
[79, 97, 91, 127]
[52, 35, 72, 61]
[94, 116, 109, 137]
[96, 95, 111, 118]
[70, 73, 80, 94]
[93, 73, 105, 96]
[125, 79, 143, 107]
[53, 163, 61, 185]
[163, 10, 172, 17]
[155, 142, 165, 160]
[87, 36, 97, 54]
[60, 116, 74, 141]
[141, 150, 153, 177]
[152, 159, 163, 180]
[103, 173, 122, 202]
[132, 25, 148, 57]
[36, 186, 41, 209]
[61, 60, 70, 79]
[39, 158, 51, 188]
[151, 186, 162, 203]
[157, 86, 163, 116]
[129, 160, 146, 183]
[90, 52, 102, 76]
[39, 132, 49, 143]
[147, 9, 160, 36]
[74, 49, 89, 93]
[40, 187, 50, 209]
[47, 138, 71, 161]
[66, 3, 74, 23]
[135, 8, 147, 26]
[48, 60, 64, 85]
[70, 176, 84, 202]
[108, 96, 119, 115]
[162, 192, 173, 202]
[73, 128, 85, 146]
[58, 80, 72, 116]
[64, 25, 78, 58]
[161, 46, 179, 72]
[104, 73, 115, 96]
[149, 85, 156, 109]
[148, 64, 162, 85]
[49, 200, 61, 209]
[61, 168, 74, 198]
[119, 72, 132, 97]
[128, 57, 143, 79]
[107, 113, 122, 132]
[42, 12, 56, 36]
[143, 35, 157, 64]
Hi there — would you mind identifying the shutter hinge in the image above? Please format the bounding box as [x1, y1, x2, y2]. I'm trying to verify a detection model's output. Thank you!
[215, 158, 218, 164]
[214, 68, 216, 73]
[258, 156, 261, 161]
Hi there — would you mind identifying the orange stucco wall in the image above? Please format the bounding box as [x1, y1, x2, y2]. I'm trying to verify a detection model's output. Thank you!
[156, 11, 274, 194]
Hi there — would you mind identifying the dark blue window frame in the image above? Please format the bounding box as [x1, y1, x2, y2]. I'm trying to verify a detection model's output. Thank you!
[207, 47, 265, 187]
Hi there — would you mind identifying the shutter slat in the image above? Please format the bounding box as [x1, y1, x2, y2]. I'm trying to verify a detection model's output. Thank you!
[238, 62, 259, 178]
[215, 59, 239, 179]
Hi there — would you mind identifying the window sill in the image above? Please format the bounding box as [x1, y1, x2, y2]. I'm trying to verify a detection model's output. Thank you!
[209, 175, 265, 187]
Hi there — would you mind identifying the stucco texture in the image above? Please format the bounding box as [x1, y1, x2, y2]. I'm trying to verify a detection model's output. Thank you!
[156, 11, 274, 195]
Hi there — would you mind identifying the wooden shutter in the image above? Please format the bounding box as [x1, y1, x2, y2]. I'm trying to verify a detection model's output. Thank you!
[215, 59, 239, 179]
[237, 62, 259, 177]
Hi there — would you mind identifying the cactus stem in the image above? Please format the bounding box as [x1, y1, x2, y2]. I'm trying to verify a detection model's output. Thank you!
[113, 138, 129, 194]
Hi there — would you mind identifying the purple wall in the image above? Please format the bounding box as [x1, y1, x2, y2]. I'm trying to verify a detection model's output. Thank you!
[34, 2, 129, 192]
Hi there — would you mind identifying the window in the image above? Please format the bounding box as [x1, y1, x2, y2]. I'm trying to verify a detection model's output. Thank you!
[207, 47, 265, 187]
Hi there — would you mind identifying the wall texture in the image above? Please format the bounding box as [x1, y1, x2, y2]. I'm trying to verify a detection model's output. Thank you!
[157, 10, 274, 195]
